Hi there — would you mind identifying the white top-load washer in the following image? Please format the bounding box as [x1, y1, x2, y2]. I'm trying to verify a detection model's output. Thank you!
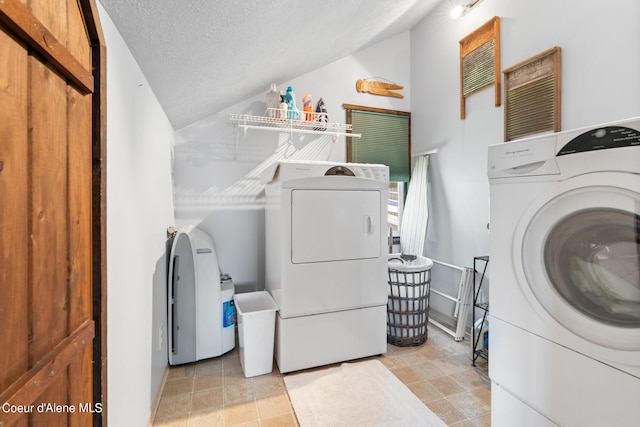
[488, 118, 640, 426]
[262, 160, 389, 373]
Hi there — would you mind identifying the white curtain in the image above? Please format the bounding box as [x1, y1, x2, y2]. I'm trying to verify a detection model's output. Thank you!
[399, 155, 430, 256]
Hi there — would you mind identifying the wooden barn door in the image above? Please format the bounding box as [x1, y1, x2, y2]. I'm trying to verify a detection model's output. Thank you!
[0, 0, 106, 426]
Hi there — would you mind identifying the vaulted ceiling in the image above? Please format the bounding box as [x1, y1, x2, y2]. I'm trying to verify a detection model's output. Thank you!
[99, 0, 440, 129]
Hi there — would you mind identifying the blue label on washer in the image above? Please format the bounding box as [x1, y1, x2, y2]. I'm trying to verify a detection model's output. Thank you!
[223, 300, 235, 328]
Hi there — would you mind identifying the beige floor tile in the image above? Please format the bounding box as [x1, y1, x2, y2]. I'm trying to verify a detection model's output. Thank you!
[223, 369, 250, 386]
[396, 348, 428, 366]
[260, 412, 299, 427]
[228, 421, 259, 427]
[378, 353, 408, 370]
[223, 380, 254, 405]
[163, 377, 195, 396]
[224, 401, 259, 426]
[447, 391, 491, 418]
[450, 368, 491, 392]
[256, 394, 293, 418]
[193, 372, 223, 391]
[425, 334, 453, 349]
[167, 365, 195, 380]
[419, 344, 447, 360]
[188, 407, 224, 427]
[451, 353, 475, 367]
[194, 358, 222, 375]
[428, 375, 467, 397]
[222, 356, 243, 373]
[450, 419, 479, 427]
[252, 375, 286, 399]
[470, 387, 491, 406]
[470, 412, 492, 427]
[190, 387, 224, 412]
[447, 345, 472, 357]
[430, 356, 474, 376]
[156, 393, 192, 420]
[426, 398, 467, 425]
[407, 380, 444, 403]
[451, 413, 491, 427]
[412, 360, 446, 380]
[391, 366, 423, 384]
[153, 414, 189, 427]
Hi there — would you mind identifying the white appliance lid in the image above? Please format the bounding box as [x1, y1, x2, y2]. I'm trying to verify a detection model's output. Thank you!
[260, 160, 389, 184]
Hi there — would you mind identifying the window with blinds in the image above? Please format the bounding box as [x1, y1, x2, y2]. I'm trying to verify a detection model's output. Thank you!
[344, 104, 411, 236]
[343, 105, 411, 182]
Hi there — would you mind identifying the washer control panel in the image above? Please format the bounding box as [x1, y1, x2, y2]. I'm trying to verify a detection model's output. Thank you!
[557, 125, 640, 156]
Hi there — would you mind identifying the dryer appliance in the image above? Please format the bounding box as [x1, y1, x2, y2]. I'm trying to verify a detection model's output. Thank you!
[167, 225, 236, 365]
[262, 160, 389, 373]
[488, 118, 640, 426]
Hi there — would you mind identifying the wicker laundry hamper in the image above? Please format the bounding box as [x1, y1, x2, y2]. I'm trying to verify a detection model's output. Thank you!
[387, 254, 434, 346]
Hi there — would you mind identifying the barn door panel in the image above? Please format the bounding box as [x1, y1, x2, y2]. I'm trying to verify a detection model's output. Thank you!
[67, 52, 94, 427]
[0, 17, 30, 403]
[0, 0, 102, 425]
[29, 53, 70, 370]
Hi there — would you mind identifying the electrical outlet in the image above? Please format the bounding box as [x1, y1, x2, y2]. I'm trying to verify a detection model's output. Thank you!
[158, 325, 164, 351]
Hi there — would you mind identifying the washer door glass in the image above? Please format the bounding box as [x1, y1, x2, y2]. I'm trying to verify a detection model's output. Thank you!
[544, 208, 640, 328]
[519, 175, 640, 350]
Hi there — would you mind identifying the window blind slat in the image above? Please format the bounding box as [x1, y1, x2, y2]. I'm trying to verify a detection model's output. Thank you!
[351, 111, 410, 182]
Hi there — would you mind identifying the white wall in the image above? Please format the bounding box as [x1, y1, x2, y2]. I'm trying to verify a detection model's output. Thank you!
[174, 32, 412, 291]
[411, 0, 640, 269]
[98, 4, 175, 426]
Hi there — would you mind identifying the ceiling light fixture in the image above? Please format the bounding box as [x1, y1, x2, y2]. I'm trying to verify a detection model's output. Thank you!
[450, 0, 484, 19]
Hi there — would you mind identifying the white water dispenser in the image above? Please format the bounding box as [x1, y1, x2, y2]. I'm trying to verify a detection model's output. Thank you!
[167, 225, 235, 365]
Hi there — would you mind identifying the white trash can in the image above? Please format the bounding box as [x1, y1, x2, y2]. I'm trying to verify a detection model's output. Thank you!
[233, 291, 279, 377]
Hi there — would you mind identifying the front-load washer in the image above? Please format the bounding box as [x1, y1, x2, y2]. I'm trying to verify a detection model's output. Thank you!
[487, 118, 640, 426]
[262, 160, 389, 373]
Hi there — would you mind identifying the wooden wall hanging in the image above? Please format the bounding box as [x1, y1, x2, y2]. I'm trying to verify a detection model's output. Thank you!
[503, 47, 561, 141]
[355, 79, 404, 98]
[459, 16, 501, 119]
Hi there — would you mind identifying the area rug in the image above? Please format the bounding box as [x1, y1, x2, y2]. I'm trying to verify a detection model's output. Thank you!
[284, 359, 447, 427]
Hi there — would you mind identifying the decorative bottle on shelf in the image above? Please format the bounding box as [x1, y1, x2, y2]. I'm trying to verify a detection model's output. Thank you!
[266, 83, 279, 117]
[314, 97, 328, 130]
[285, 86, 299, 120]
[302, 93, 313, 121]
[278, 92, 288, 119]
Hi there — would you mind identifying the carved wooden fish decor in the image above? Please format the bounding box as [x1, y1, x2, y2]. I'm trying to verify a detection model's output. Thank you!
[355, 79, 404, 98]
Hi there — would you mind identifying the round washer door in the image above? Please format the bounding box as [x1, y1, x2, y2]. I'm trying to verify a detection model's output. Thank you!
[515, 172, 640, 350]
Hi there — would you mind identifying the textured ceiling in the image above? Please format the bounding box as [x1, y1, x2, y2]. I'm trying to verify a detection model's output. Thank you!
[99, 0, 440, 129]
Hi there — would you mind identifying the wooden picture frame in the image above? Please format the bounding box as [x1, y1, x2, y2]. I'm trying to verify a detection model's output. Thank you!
[503, 47, 562, 141]
[459, 16, 501, 119]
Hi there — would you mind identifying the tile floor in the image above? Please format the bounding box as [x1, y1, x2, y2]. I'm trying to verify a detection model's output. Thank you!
[152, 326, 491, 426]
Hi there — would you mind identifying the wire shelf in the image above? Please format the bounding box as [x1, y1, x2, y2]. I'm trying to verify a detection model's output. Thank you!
[230, 109, 361, 138]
